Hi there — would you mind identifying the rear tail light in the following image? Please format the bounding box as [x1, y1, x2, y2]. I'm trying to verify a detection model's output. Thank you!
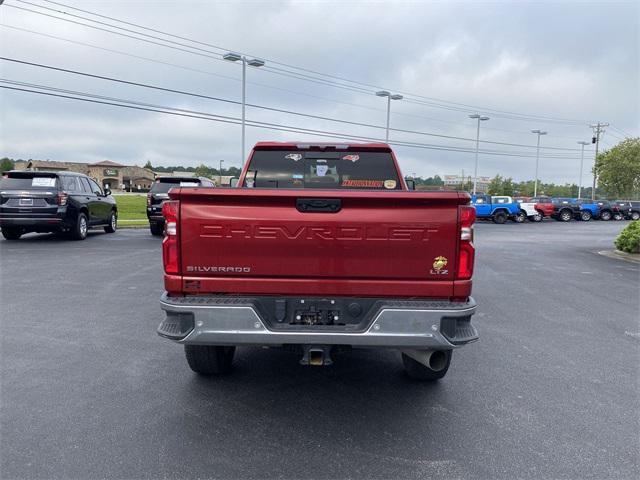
[147, 193, 152, 206]
[457, 205, 476, 280]
[162, 201, 180, 274]
[57, 192, 68, 206]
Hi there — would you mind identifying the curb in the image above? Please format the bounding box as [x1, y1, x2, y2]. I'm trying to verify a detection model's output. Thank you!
[597, 250, 640, 264]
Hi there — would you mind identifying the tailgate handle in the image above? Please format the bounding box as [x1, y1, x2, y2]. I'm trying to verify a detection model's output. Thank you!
[296, 198, 342, 213]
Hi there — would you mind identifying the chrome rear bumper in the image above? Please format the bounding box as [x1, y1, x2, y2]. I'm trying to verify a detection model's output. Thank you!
[158, 294, 478, 349]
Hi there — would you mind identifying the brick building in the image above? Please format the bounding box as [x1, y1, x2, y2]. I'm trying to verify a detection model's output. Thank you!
[14, 159, 156, 192]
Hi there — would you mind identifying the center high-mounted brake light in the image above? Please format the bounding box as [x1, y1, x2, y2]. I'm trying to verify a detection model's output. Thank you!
[456, 205, 476, 280]
[57, 192, 68, 206]
[162, 201, 180, 274]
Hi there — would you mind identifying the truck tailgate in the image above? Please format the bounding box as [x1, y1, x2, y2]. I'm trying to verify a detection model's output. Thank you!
[173, 189, 466, 297]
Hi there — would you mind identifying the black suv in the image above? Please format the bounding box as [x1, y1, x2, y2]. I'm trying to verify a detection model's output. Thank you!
[613, 200, 640, 221]
[147, 176, 215, 235]
[0, 170, 117, 240]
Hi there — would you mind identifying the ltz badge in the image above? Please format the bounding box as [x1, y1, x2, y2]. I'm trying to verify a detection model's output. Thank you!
[430, 256, 448, 275]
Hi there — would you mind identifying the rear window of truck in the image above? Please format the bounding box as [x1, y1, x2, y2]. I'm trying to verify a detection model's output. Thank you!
[0, 173, 59, 190]
[150, 178, 201, 193]
[244, 150, 401, 189]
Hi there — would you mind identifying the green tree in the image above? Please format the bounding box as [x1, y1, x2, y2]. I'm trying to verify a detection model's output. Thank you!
[143, 160, 153, 169]
[593, 137, 640, 198]
[0, 157, 15, 173]
[502, 177, 515, 196]
[487, 174, 503, 195]
[194, 163, 213, 178]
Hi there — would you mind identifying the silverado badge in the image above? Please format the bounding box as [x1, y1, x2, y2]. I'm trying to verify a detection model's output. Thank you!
[430, 256, 449, 275]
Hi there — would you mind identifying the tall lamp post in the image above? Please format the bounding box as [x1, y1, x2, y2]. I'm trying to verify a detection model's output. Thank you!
[577, 141, 589, 199]
[469, 114, 490, 194]
[531, 129, 547, 197]
[375, 91, 403, 142]
[223, 52, 265, 166]
[219, 159, 224, 187]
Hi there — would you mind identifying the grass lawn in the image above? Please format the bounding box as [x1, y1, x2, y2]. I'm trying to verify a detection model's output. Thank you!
[113, 194, 148, 227]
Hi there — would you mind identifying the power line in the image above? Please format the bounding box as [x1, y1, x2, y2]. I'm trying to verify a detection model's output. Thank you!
[0, 23, 393, 116]
[0, 56, 583, 153]
[0, 80, 582, 159]
[0, 25, 597, 145]
[9, 0, 598, 126]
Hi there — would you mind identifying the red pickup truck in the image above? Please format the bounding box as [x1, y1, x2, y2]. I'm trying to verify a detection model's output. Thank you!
[157, 142, 478, 381]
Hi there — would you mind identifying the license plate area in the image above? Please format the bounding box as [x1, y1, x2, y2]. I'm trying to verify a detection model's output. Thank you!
[292, 300, 343, 326]
[19, 198, 34, 206]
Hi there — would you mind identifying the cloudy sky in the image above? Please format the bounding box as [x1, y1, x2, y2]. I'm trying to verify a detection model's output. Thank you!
[0, 0, 638, 184]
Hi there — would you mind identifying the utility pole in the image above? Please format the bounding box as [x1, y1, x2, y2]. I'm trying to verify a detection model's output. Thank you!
[577, 141, 589, 199]
[469, 114, 490, 194]
[531, 129, 547, 197]
[589, 122, 609, 201]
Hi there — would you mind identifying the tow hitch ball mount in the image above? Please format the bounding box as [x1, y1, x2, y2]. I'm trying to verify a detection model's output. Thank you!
[300, 345, 333, 366]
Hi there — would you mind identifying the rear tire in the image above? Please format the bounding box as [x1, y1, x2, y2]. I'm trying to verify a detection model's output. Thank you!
[149, 222, 164, 236]
[531, 211, 543, 222]
[613, 213, 623, 221]
[514, 210, 526, 223]
[402, 350, 452, 381]
[631, 212, 640, 221]
[104, 210, 117, 233]
[72, 213, 88, 240]
[580, 210, 592, 221]
[1, 227, 22, 240]
[185, 345, 236, 375]
[493, 211, 507, 224]
[600, 210, 612, 221]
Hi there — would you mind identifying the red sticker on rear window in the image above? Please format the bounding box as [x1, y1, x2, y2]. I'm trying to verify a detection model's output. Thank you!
[342, 154, 360, 162]
[342, 180, 383, 188]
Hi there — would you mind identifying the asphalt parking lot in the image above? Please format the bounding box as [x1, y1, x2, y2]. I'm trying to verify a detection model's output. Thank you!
[1, 221, 638, 479]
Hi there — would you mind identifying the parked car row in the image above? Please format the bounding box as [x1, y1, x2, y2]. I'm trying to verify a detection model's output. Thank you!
[471, 194, 640, 224]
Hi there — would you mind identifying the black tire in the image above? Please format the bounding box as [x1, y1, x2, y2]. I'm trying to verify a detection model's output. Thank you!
[149, 222, 164, 236]
[184, 345, 236, 375]
[613, 213, 623, 221]
[104, 210, 117, 233]
[72, 212, 88, 240]
[402, 350, 452, 381]
[531, 211, 543, 222]
[492, 211, 507, 224]
[600, 210, 612, 221]
[514, 210, 526, 223]
[580, 210, 592, 222]
[558, 209, 572, 222]
[1, 227, 22, 240]
[631, 212, 640, 221]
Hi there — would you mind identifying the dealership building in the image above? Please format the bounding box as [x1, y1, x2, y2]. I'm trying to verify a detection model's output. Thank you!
[14, 159, 156, 192]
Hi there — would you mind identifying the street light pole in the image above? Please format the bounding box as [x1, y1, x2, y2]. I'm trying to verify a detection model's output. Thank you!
[223, 53, 265, 166]
[219, 159, 224, 187]
[531, 129, 547, 197]
[577, 141, 589, 199]
[469, 114, 490, 195]
[375, 91, 403, 142]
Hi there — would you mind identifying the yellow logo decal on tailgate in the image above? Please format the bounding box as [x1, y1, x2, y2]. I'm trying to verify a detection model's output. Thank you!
[432, 256, 448, 272]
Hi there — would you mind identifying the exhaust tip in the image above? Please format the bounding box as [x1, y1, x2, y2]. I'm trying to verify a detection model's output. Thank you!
[428, 351, 448, 372]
